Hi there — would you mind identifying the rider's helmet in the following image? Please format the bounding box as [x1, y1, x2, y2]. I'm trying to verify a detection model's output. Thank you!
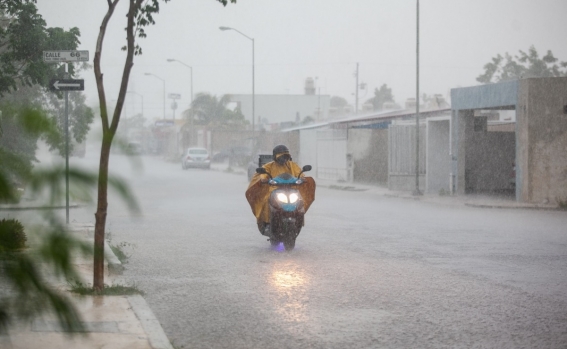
[272, 144, 292, 163]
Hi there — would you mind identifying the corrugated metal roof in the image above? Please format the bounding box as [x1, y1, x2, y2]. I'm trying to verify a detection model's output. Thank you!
[280, 108, 451, 132]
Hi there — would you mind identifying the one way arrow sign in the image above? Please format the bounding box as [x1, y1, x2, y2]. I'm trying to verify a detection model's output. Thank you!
[49, 79, 84, 91]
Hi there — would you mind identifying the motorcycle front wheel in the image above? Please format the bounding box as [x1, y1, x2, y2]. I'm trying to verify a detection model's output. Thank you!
[283, 237, 296, 251]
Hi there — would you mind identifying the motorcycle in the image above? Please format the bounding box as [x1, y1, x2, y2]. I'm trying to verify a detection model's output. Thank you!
[256, 165, 313, 251]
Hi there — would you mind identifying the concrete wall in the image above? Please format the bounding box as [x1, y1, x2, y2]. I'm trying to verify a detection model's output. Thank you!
[426, 119, 451, 194]
[456, 110, 474, 194]
[518, 77, 567, 204]
[348, 128, 389, 184]
[299, 129, 318, 172]
[465, 131, 515, 193]
[388, 122, 426, 191]
[230, 94, 331, 125]
[451, 80, 518, 109]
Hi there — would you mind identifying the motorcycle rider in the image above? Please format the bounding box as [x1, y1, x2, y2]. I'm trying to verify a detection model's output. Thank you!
[246, 144, 307, 236]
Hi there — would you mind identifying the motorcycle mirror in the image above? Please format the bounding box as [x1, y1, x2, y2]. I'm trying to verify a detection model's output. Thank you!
[302, 165, 312, 172]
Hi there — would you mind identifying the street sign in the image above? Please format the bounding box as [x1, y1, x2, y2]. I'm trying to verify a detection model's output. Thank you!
[49, 79, 84, 91]
[168, 93, 181, 99]
[43, 50, 89, 63]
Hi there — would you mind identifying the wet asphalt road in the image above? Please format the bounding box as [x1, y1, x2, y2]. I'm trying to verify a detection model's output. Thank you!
[59, 154, 567, 348]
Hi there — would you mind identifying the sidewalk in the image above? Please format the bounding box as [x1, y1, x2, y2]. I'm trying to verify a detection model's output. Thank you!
[211, 160, 560, 211]
[1, 223, 173, 349]
[314, 178, 561, 211]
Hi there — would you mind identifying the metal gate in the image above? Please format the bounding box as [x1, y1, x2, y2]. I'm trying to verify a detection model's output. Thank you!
[388, 122, 426, 190]
[316, 129, 348, 180]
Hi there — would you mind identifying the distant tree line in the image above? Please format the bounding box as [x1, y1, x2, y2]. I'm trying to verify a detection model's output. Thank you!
[477, 45, 567, 84]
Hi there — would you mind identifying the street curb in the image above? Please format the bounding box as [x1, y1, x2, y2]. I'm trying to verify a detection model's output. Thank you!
[320, 183, 562, 211]
[464, 203, 562, 211]
[99, 228, 172, 349]
[104, 240, 125, 275]
[0, 204, 81, 211]
[128, 295, 174, 349]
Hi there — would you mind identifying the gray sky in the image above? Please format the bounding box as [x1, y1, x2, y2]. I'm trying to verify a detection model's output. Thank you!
[38, 0, 567, 120]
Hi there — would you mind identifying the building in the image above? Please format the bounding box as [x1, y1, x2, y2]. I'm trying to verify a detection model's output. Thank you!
[449, 77, 567, 203]
[229, 93, 331, 127]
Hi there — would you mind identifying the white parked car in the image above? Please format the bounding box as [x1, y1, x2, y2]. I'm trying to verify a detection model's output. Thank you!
[181, 147, 211, 170]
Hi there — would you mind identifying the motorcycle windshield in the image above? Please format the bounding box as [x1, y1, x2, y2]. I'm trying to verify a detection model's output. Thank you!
[272, 173, 298, 184]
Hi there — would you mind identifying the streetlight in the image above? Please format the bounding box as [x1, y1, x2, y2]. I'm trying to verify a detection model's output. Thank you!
[413, 0, 422, 196]
[166, 59, 193, 105]
[144, 72, 165, 119]
[167, 59, 194, 146]
[219, 26, 255, 137]
[127, 90, 144, 118]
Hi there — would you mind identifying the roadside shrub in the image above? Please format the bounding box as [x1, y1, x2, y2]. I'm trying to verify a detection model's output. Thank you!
[557, 197, 567, 210]
[0, 218, 27, 251]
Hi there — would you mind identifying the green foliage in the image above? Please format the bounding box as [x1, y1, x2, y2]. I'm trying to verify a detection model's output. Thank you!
[366, 84, 395, 111]
[0, 104, 61, 193]
[41, 88, 95, 155]
[0, 1, 81, 95]
[302, 115, 315, 125]
[106, 232, 135, 264]
[0, 218, 26, 250]
[0, 110, 138, 335]
[330, 96, 348, 108]
[69, 281, 145, 296]
[477, 46, 567, 84]
[1, 225, 92, 335]
[187, 93, 248, 130]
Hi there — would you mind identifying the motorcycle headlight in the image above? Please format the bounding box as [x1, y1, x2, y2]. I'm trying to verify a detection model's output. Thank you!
[289, 193, 299, 203]
[276, 193, 288, 203]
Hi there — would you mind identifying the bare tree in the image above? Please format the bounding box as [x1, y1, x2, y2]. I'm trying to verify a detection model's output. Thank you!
[92, 0, 235, 291]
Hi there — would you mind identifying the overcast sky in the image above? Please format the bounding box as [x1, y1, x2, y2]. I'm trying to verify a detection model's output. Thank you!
[37, 0, 567, 120]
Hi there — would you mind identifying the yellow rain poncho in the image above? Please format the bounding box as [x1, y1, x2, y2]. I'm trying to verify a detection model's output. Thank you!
[245, 160, 316, 224]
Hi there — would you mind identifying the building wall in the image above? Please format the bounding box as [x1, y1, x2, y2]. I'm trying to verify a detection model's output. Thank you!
[348, 128, 389, 184]
[299, 129, 318, 173]
[230, 94, 331, 125]
[518, 77, 567, 203]
[465, 131, 515, 193]
[456, 110, 474, 195]
[426, 119, 451, 194]
[388, 121, 426, 191]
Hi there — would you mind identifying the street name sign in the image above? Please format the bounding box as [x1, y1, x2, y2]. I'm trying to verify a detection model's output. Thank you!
[168, 93, 181, 99]
[49, 79, 84, 91]
[43, 50, 89, 63]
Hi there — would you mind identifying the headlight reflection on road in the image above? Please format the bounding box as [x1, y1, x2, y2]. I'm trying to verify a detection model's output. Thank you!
[270, 262, 310, 323]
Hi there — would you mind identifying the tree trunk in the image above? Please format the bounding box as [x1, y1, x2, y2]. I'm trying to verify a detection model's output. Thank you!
[93, 132, 113, 291]
[92, 0, 120, 293]
[92, 0, 161, 292]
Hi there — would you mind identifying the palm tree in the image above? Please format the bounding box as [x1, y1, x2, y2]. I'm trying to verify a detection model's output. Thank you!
[188, 93, 247, 130]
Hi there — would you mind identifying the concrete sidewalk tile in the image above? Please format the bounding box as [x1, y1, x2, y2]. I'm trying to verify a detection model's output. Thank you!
[2, 222, 173, 349]
[128, 295, 174, 349]
[3, 296, 153, 349]
[316, 178, 559, 211]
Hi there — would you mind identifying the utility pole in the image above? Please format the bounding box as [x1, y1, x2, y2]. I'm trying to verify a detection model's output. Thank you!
[413, 0, 422, 196]
[355, 62, 359, 115]
[64, 63, 69, 223]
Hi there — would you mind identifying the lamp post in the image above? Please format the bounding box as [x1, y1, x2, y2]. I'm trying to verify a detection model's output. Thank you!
[144, 73, 165, 119]
[167, 59, 194, 146]
[219, 26, 254, 138]
[126, 90, 144, 118]
[166, 59, 193, 105]
[413, 0, 422, 196]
